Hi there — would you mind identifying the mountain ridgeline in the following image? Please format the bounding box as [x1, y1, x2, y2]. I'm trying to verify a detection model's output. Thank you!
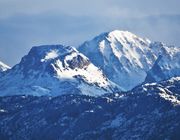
[0, 30, 180, 96]
[0, 30, 180, 140]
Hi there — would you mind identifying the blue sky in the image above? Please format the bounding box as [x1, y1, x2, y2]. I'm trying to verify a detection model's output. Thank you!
[0, 0, 180, 66]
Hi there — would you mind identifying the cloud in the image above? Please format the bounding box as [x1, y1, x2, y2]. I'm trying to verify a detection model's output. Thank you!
[0, 0, 180, 66]
[0, 0, 179, 18]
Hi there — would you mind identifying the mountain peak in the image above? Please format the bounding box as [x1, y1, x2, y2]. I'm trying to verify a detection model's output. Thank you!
[108, 30, 136, 37]
[78, 30, 174, 90]
[0, 44, 120, 96]
[93, 30, 151, 46]
[27, 45, 77, 61]
[18, 45, 89, 75]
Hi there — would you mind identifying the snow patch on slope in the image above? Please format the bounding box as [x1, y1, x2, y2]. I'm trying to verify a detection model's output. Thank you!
[158, 87, 180, 105]
[0, 61, 10, 72]
[41, 49, 59, 62]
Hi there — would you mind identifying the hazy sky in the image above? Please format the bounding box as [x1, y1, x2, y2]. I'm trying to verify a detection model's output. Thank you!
[0, 0, 180, 66]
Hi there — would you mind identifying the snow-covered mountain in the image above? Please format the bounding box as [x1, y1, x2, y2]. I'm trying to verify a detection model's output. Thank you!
[0, 45, 120, 96]
[0, 61, 10, 72]
[78, 30, 180, 91]
[145, 44, 180, 83]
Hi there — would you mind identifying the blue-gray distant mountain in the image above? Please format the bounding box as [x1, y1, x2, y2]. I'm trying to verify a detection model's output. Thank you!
[145, 43, 180, 83]
[0, 45, 120, 96]
[78, 30, 180, 91]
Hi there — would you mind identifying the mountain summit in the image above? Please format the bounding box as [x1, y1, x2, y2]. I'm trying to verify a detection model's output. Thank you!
[78, 30, 180, 90]
[0, 45, 120, 96]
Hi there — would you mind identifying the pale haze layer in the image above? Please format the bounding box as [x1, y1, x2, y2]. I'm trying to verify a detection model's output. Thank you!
[0, 0, 180, 66]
